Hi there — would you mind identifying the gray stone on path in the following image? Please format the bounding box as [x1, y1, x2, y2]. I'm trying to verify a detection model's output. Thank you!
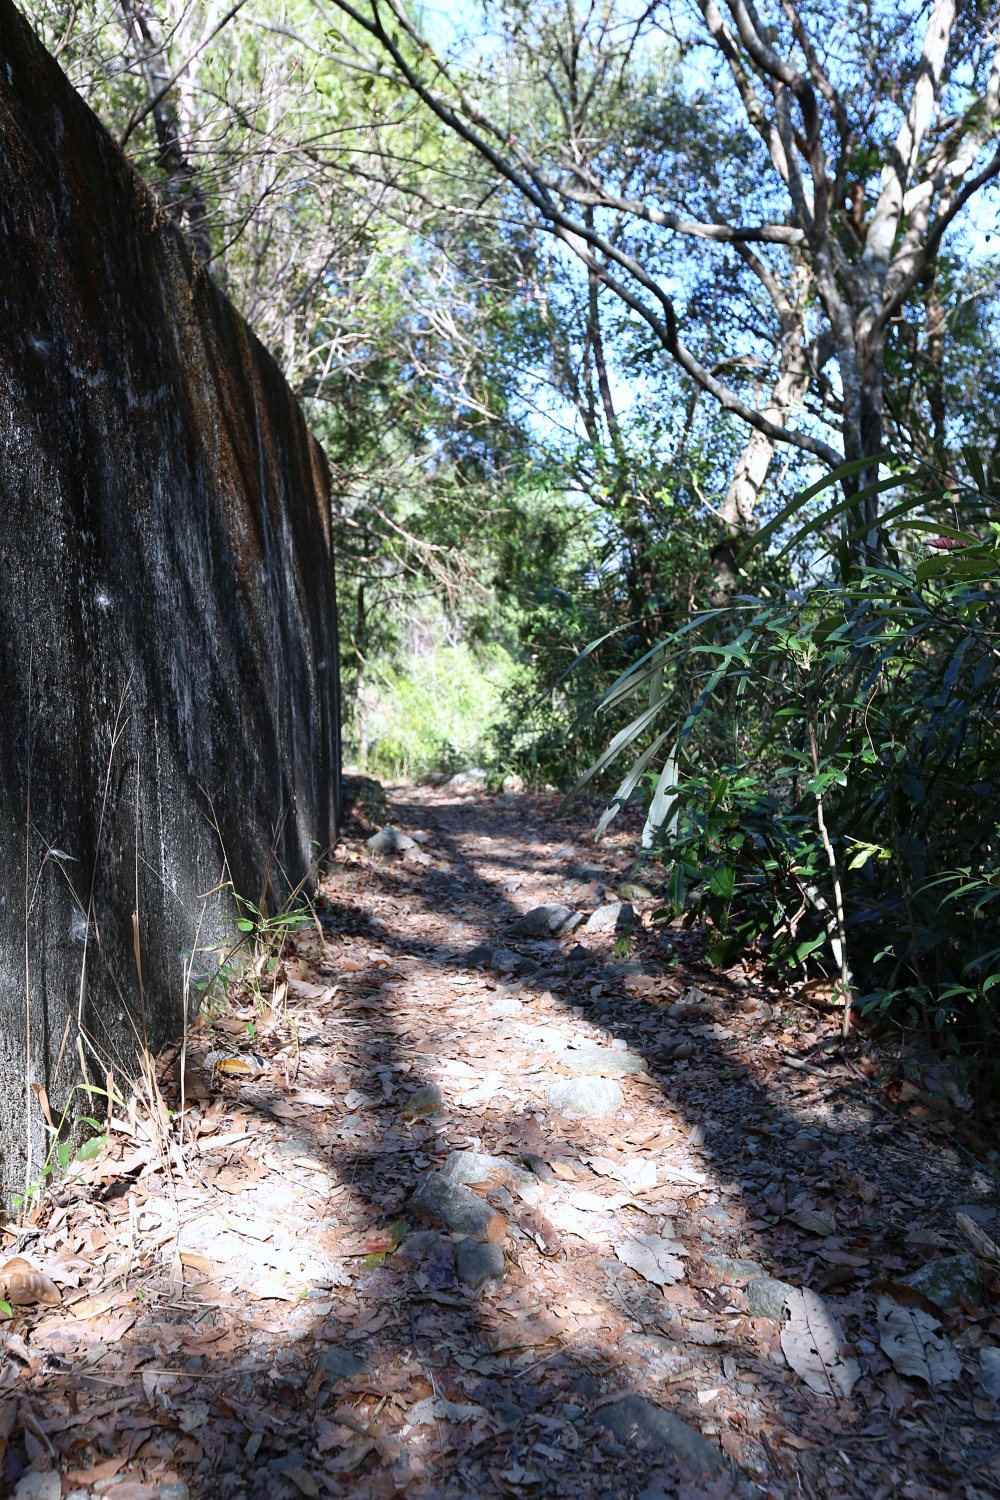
[467, 944, 539, 976]
[492, 948, 539, 975]
[519, 1152, 556, 1184]
[456, 1239, 505, 1290]
[448, 768, 487, 788]
[565, 1045, 645, 1077]
[609, 959, 657, 980]
[398, 1229, 448, 1260]
[409, 1171, 502, 1237]
[584, 900, 635, 935]
[507, 904, 583, 939]
[366, 826, 415, 855]
[704, 1254, 766, 1286]
[980, 1346, 1000, 1400]
[547, 1077, 624, 1118]
[903, 1252, 982, 1311]
[487, 995, 523, 1019]
[401, 1084, 445, 1117]
[956, 1203, 1000, 1231]
[743, 1276, 795, 1320]
[618, 1333, 689, 1380]
[618, 881, 655, 900]
[318, 1346, 366, 1383]
[441, 1150, 536, 1189]
[593, 1395, 726, 1479]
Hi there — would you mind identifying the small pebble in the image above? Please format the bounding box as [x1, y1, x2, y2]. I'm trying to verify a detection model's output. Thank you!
[401, 1084, 445, 1117]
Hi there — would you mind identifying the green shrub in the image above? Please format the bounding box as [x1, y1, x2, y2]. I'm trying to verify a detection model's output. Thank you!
[361, 641, 526, 780]
[579, 455, 1000, 1085]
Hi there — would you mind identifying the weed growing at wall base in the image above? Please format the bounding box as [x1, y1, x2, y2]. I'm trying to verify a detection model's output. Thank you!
[8, 1081, 112, 1220]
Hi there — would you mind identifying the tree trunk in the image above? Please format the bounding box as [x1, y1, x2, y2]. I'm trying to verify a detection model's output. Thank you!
[119, 0, 212, 262]
[842, 310, 886, 566]
[712, 321, 811, 598]
[924, 280, 946, 449]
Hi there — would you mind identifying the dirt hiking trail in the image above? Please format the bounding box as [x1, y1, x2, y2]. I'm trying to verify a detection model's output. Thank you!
[2, 780, 999, 1500]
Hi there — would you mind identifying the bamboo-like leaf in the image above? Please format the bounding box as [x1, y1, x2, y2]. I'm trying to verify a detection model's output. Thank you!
[963, 444, 988, 492]
[916, 553, 996, 584]
[539, 618, 637, 704]
[678, 662, 734, 741]
[687, 641, 753, 665]
[598, 608, 733, 710]
[773, 480, 929, 560]
[753, 457, 896, 550]
[807, 494, 974, 562]
[641, 750, 680, 849]
[601, 652, 679, 711]
[595, 729, 673, 840]
[564, 697, 665, 803]
[893, 519, 979, 542]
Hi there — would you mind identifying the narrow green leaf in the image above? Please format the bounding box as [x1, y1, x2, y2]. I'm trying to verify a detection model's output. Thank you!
[641, 749, 680, 849]
[75, 1135, 107, 1163]
[753, 456, 897, 550]
[596, 729, 673, 839]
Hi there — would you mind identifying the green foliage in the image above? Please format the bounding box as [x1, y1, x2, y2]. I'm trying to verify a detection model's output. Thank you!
[360, 641, 527, 780]
[233, 894, 313, 942]
[587, 455, 1000, 1083]
[9, 1084, 112, 1216]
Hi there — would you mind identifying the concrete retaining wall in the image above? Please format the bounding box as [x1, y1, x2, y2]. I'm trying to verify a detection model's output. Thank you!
[0, 1, 341, 1203]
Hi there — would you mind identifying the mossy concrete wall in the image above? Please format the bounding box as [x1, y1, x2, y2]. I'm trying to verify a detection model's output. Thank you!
[0, 1, 341, 1201]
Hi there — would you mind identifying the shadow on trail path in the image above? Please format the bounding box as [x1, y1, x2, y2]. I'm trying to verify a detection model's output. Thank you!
[3, 783, 999, 1500]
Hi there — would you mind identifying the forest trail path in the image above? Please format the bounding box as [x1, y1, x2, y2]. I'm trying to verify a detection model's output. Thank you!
[4, 781, 999, 1499]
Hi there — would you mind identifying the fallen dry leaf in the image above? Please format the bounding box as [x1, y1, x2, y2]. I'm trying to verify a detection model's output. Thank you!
[877, 1295, 962, 1387]
[613, 1232, 687, 1287]
[787, 1206, 837, 1236]
[780, 1286, 859, 1397]
[283, 1467, 322, 1497]
[327, 1436, 377, 1472]
[517, 1210, 562, 1256]
[180, 1252, 214, 1277]
[1, 1257, 61, 1307]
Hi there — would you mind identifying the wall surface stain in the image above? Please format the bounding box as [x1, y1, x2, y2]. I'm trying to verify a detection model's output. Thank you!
[0, 0, 341, 1203]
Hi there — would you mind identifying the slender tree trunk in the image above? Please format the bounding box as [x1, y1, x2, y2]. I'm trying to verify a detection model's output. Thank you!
[924, 280, 946, 449]
[119, 0, 212, 262]
[712, 319, 811, 598]
[720, 337, 811, 532]
[352, 580, 368, 765]
[842, 306, 886, 564]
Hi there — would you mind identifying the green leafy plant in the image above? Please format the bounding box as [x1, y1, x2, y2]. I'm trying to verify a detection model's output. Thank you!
[10, 1083, 112, 1215]
[575, 452, 1000, 1082]
[360, 641, 525, 781]
[233, 892, 314, 942]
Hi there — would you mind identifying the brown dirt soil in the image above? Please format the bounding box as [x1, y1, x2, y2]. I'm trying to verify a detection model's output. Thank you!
[2, 780, 1000, 1500]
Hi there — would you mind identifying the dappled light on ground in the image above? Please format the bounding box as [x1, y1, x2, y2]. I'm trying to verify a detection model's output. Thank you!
[2, 783, 999, 1499]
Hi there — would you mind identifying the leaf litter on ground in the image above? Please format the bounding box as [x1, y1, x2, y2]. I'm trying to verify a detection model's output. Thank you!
[0, 779, 997, 1498]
